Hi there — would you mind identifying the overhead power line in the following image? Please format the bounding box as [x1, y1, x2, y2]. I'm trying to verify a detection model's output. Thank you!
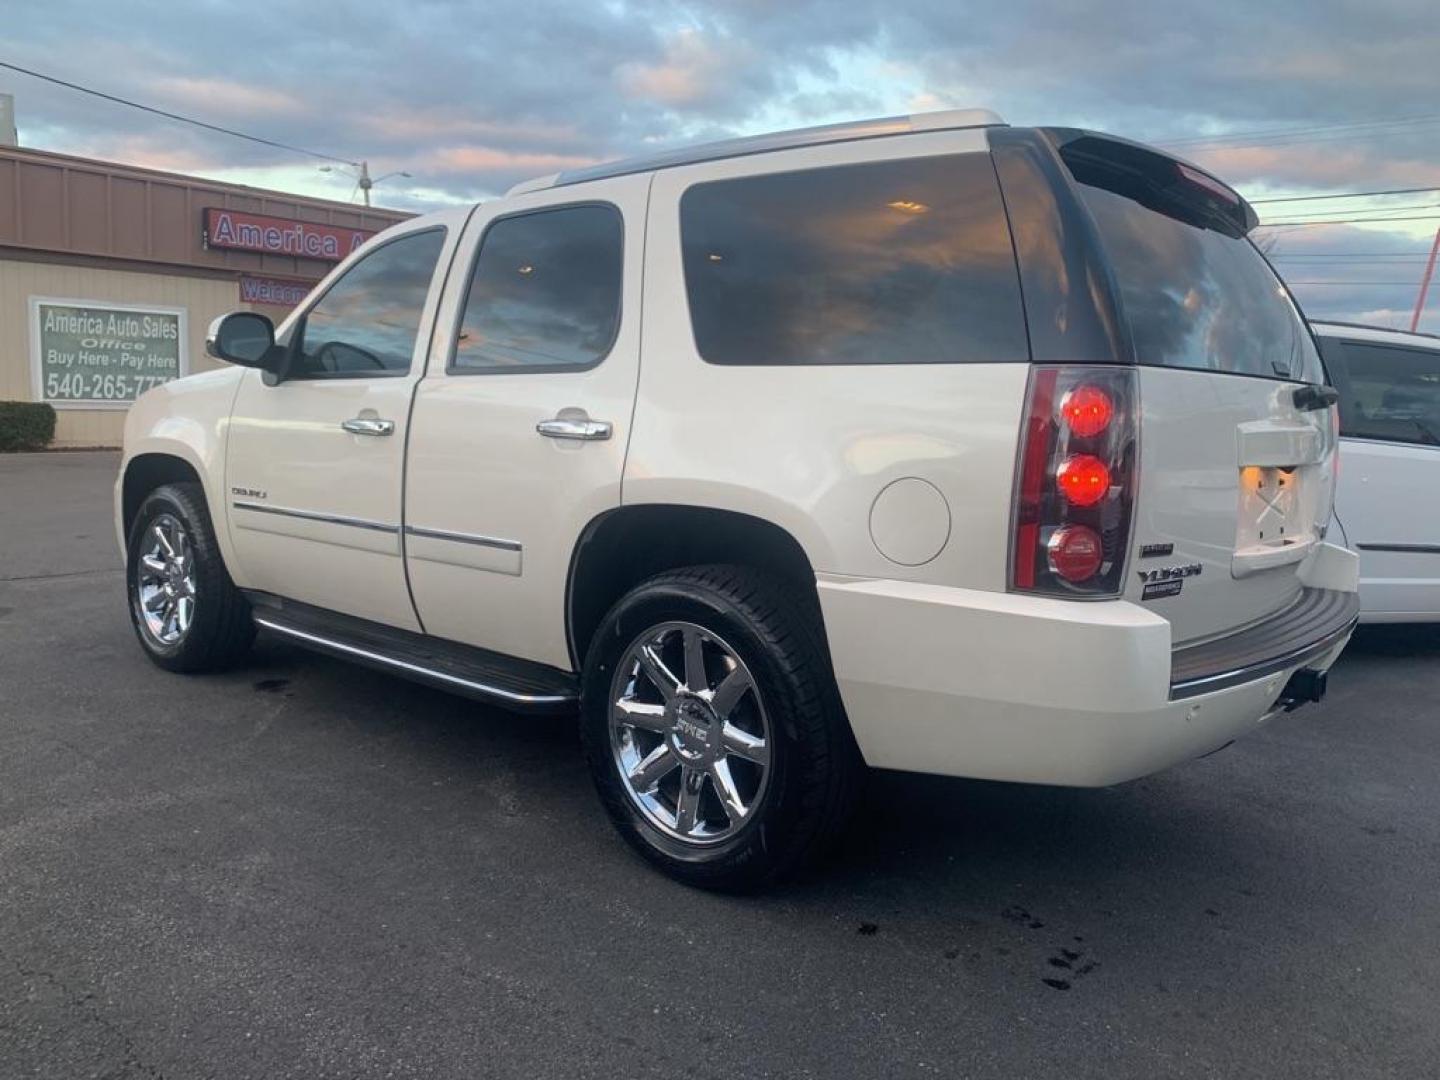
[1256, 215, 1440, 227]
[1162, 113, 1440, 150]
[0, 60, 358, 166]
[1285, 281, 1427, 285]
[1250, 186, 1440, 204]
[1273, 260, 1431, 266]
[1271, 252, 1433, 258]
[1263, 201, 1440, 219]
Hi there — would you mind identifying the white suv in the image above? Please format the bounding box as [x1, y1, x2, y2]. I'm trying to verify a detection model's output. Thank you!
[116, 109, 1359, 888]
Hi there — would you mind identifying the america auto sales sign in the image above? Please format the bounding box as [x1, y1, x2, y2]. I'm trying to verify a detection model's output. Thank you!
[203, 208, 375, 261]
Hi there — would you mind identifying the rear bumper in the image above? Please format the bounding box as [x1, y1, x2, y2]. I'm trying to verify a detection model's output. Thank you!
[816, 557, 1357, 787]
[1170, 587, 1359, 698]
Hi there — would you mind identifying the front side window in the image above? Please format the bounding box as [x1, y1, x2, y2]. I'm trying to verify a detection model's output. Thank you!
[679, 153, 1029, 367]
[289, 228, 446, 379]
[1329, 340, 1440, 446]
[451, 205, 623, 372]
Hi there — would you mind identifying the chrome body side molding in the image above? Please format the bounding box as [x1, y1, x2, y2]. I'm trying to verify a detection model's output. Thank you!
[231, 501, 398, 534]
[402, 525, 522, 552]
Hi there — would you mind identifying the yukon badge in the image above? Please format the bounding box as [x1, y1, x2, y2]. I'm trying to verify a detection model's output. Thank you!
[1137, 563, 1202, 600]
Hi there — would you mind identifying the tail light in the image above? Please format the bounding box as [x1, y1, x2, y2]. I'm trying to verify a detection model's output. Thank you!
[1009, 366, 1138, 596]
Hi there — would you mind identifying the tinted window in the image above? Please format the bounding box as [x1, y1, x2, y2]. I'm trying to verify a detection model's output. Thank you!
[1329, 340, 1440, 446]
[680, 154, 1028, 366]
[290, 229, 446, 378]
[1079, 184, 1324, 384]
[452, 205, 623, 372]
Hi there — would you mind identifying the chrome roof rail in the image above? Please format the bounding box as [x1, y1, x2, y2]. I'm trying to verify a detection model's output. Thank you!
[505, 108, 1006, 196]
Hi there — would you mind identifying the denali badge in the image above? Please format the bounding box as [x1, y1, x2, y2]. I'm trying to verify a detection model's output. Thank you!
[1139, 542, 1174, 559]
[231, 486, 267, 499]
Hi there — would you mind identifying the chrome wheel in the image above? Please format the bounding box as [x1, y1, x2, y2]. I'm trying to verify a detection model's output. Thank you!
[609, 621, 772, 845]
[134, 513, 196, 646]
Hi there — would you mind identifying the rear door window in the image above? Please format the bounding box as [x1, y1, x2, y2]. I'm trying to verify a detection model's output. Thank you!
[1326, 339, 1440, 446]
[1077, 184, 1323, 385]
[679, 153, 1028, 367]
[450, 204, 623, 373]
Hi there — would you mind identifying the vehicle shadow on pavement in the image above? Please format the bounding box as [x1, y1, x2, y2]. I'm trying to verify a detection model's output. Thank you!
[244, 634, 1257, 909]
[170, 632, 1433, 1011]
[1341, 622, 1440, 658]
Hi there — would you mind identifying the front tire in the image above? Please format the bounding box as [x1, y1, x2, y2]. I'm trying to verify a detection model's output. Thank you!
[126, 482, 254, 673]
[581, 565, 860, 890]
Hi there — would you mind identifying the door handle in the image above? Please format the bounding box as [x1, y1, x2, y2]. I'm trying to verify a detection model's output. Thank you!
[1292, 385, 1340, 412]
[536, 417, 612, 441]
[341, 417, 395, 436]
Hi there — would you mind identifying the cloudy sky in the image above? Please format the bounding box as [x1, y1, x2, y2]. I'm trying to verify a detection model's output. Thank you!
[4, 0, 1439, 329]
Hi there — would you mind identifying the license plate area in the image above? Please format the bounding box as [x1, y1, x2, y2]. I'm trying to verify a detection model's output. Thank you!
[1232, 464, 1320, 576]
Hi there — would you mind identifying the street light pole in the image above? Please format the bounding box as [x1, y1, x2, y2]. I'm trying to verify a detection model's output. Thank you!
[318, 162, 410, 207]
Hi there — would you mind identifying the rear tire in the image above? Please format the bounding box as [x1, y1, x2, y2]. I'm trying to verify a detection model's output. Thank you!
[580, 565, 861, 890]
[127, 482, 254, 673]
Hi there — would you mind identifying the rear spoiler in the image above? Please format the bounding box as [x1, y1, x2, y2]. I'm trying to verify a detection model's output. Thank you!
[1041, 127, 1259, 238]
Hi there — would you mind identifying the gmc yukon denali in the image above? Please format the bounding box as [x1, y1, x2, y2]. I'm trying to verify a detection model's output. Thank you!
[116, 109, 1359, 889]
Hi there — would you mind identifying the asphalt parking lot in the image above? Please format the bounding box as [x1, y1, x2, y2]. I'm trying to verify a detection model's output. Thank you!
[2, 451, 1438, 1079]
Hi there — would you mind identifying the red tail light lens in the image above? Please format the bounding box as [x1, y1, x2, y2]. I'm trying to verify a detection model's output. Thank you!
[1056, 454, 1111, 507]
[1048, 524, 1104, 582]
[1009, 366, 1138, 597]
[1059, 385, 1113, 437]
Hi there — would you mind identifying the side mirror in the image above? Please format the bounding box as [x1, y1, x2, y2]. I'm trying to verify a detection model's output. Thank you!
[206, 311, 282, 371]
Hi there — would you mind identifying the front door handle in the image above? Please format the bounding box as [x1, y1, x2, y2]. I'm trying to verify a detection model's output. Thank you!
[341, 417, 395, 436]
[536, 417, 612, 441]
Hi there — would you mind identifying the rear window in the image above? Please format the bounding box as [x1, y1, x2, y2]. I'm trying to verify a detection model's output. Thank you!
[680, 153, 1028, 367]
[1078, 184, 1324, 384]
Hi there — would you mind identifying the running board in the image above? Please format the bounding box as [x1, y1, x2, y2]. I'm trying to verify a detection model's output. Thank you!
[244, 592, 579, 714]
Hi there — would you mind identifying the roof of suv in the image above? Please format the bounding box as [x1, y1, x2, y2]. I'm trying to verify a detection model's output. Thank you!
[1310, 320, 1440, 348]
[506, 108, 1006, 196]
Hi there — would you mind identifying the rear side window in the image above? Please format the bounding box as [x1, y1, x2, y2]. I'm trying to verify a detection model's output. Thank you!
[451, 204, 623, 373]
[680, 154, 1028, 366]
[1326, 340, 1440, 446]
[1078, 184, 1323, 384]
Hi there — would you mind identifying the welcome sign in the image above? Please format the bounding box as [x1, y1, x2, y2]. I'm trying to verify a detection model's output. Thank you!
[30, 298, 186, 409]
[204, 208, 374, 260]
[239, 274, 316, 308]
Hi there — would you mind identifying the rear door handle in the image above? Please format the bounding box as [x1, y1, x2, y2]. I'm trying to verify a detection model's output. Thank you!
[536, 417, 612, 441]
[341, 417, 395, 436]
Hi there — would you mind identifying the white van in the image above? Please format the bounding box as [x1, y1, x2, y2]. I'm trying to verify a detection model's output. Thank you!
[1314, 321, 1440, 621]
[116, 109, 1359, 888]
